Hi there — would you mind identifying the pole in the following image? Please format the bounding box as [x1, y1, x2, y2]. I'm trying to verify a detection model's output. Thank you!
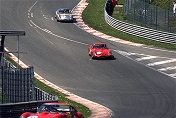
[1, 35, 5, 104]
[168, 0, 171, 32]
[17, 35, 19, 68]
[155, 5, 158, 30]
[0, 35, 5, 64]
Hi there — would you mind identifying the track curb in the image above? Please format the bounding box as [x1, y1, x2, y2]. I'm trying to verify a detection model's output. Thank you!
[5, 1, 113, 116]
[6, 46, 112, 118]
[73, 0, 144, 47]
[4, 0, 115, 117]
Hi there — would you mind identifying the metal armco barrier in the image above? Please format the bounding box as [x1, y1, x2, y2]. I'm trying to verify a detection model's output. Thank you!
[3, 66, 35, 103]
[35, 87, 58, 101]
[0, 100, 58, 118]
[0, 31, 59, 118]
[1, 58, 58, 103]
[104, 0, 176, 44]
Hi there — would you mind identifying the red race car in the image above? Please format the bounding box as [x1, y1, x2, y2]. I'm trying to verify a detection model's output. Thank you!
[89, 43, 113, 59]
[20, 102, 84, 118]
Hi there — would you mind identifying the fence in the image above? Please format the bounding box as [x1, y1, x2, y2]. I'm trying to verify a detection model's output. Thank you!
[0, 100, 58, 118]
[104, 0, 176, 44]
[124, 0, 176, 33]
[0, 58, 58, 104]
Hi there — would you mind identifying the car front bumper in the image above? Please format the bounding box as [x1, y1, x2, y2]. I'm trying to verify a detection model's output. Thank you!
[56, 15, 73, 22]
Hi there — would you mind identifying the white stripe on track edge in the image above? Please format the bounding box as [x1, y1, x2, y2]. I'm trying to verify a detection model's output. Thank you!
[27, 0, 113, 118]
[147, 59, 176, 66]
[158, 66, 176, 71]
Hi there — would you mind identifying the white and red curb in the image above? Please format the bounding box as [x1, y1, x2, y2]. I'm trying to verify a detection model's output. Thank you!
[5, 48, 112, 118]
[4, 0, 120, 118]
[73, 0, 144, 47]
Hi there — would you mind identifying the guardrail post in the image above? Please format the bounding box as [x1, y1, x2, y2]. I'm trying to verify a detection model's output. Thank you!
[1, 36, 5, 104]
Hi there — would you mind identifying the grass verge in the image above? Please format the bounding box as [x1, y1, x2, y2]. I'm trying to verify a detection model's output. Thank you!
[82, 0, 176, 50]
[4, 55, 91, 117]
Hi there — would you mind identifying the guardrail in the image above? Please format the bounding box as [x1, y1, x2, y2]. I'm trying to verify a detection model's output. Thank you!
[104, 0, 176, 45]
[0, 100, 58, 118]
[1, 57, 58, 103]
[35, 87, 58, 101]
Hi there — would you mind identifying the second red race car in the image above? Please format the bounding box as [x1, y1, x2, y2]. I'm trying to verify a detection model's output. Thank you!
[20, 102, 84, 118]
[89, 43, 113, 59]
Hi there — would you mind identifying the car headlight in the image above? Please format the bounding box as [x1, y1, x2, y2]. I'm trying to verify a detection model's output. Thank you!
[97, 52, 102, 54]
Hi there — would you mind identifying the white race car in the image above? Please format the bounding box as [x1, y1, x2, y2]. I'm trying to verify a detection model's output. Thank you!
[55, 8, 73, 22]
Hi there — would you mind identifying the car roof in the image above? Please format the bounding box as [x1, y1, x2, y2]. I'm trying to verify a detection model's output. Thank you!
[57, 8, 70, 11]
[93, 43, 105, 45]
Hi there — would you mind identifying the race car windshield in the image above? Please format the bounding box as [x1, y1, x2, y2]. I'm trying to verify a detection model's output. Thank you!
[38, 104, 70, 113]
[93, 44, 107, 49]
[58, 9, 70, 14]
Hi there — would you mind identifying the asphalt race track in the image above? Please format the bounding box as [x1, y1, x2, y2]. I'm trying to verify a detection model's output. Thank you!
[1, 0, 176, 117]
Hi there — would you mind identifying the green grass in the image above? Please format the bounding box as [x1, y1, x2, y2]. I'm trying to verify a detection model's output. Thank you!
[83, 0, 176, 50]
[3, 55, 91, 117]
[35, 79, 91, 117]
[151, 0, 172, 8]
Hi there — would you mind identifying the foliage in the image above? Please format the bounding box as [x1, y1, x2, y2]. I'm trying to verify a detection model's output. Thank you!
[151, 0, 172, 9]
[82, 0, 176, 50]
[3, 56, 91, 117]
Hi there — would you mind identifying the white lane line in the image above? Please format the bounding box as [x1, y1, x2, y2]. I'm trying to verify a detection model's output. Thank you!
[28, 0, 38, 12]
[44, 29, 51, 33]
[29, 20, 89, 46]
[27, 0, 113, 117]
[28, 21, 33, 26]
[28, 13, 31, 18]
[114, 50, 176, 79]
[122, 51, 174, 60]
[158, 66, 176, 71]
[147, 59, 176, 66]
[136, 56, 158, 61]
[31, 13, 33, 17]
[168, 73, 176, 77]
[142, 46, 176, 54]
[113, 50, 136, 56]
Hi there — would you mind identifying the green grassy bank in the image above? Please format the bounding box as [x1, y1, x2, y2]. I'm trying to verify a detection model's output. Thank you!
[2, 56, 91, 117]
[82, 0, 176, 50]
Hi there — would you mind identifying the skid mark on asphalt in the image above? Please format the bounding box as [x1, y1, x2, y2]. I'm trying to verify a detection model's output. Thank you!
[114, 50, 176, 79]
